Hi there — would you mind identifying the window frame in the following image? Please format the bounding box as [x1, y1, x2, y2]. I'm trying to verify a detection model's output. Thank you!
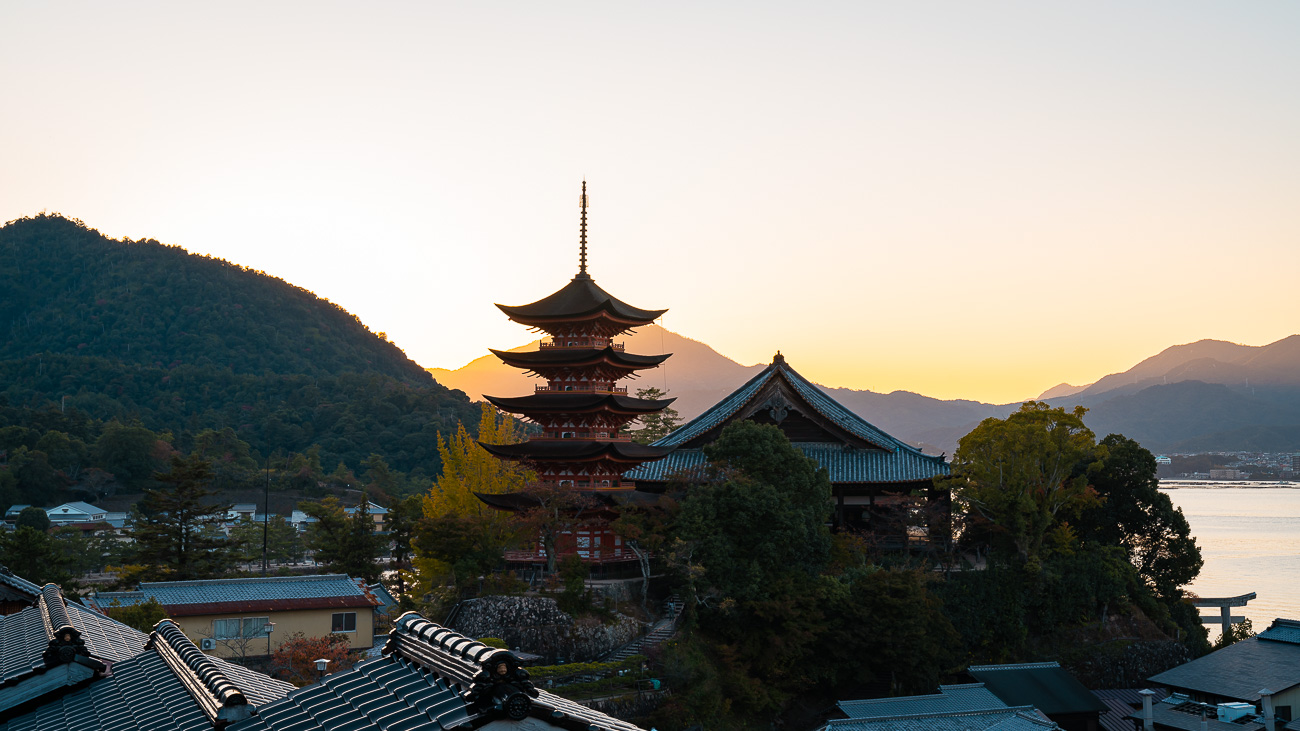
[331, 612, 357, 633]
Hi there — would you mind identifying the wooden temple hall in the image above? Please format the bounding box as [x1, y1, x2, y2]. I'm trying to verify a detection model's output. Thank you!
[478, 184, 952, 571]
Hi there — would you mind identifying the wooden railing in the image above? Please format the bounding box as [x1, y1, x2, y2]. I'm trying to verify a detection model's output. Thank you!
[535, 385, 627, 394]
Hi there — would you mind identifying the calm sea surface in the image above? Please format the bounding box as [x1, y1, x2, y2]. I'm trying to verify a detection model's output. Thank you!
[1161, 483, 1300, 639]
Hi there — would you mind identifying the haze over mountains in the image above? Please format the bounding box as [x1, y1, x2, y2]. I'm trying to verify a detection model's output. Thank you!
[434, 328, 1300, 455]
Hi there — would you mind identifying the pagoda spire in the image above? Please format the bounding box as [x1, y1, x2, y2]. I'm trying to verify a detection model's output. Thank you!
[578, 180, 589, 277]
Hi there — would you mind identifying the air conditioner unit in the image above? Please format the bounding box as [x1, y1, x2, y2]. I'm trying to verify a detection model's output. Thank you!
[200, 638, 216, 651]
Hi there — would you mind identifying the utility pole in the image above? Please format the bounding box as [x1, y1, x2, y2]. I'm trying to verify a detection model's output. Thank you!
[263, 458, 271, 574]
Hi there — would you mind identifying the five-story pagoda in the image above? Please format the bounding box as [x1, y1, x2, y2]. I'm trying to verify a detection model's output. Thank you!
[478, 183, 675, 569]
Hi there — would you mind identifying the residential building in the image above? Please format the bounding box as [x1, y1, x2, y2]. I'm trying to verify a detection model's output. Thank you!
[967, 662, 1107, 731]
[1148, 617, 1300, 724]
[86, 574, 381, 659]
[0, 572, 652, 731]
[44, 501, 107, 525]
[0, 564, 42, 615]
[825, 682, 1060, 730]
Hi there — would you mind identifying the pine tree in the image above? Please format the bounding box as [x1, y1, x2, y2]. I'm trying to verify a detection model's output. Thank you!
[129, 455, 233, 581]
[628, 387, 681, 444]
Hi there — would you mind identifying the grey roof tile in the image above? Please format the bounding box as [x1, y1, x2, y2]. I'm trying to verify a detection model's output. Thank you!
[1148, 629, 1300, 700]
[826, 706, 1059, 731]
[0, 566, 42, 601]
[839, 683, 1008, 718]
[88, 574, 377, 614]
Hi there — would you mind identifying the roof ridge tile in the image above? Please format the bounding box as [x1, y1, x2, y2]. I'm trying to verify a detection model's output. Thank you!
[149, 619, 253, 727]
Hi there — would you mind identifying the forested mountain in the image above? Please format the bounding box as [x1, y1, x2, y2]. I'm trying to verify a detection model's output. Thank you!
[0, 214, 479, 507]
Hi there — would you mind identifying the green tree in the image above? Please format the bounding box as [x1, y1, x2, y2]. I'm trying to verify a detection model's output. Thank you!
[946, 401, 1103, 567]
[675, 421, 832, 603]
[93, 422, 162, 491]
[190, 427, 258, 490]
[385, 495, 421, 603]
[16, 506, 51, 531]
[1077, 434, 1202, 599]
[300, 495, 382, 581]
[104, 597, 169, 633]
[0, 526, 75, 591]
[229, 516, 302, 567]
[1213, 617, 1255, 650]
[129, 454, 233, 580]
[628, 387, 681, 444]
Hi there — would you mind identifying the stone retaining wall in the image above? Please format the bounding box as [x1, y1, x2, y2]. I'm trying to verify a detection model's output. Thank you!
[450, 595, 643, 663]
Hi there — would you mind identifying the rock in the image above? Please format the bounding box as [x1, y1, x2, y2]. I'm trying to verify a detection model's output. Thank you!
[450, 595, 641, 663]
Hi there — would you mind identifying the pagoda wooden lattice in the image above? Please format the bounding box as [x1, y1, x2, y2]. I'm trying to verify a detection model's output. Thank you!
[479, 183, 675, 570]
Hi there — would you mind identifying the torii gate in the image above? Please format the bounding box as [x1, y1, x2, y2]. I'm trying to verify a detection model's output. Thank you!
[1190, 592, 1256, 629]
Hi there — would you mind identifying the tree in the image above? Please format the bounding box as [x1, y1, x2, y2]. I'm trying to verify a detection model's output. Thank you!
[385, 495, 421, 604]
[1213, 617, 1255, 650]
[423, 404, 532, 520]
[628, 387, 681, 444]
[1077, 434, 1202, 600]
[93, 422, 163, 491]
[0, 526, 75, 591]
[675, 421, 832, 603]
[16, 506, 50, 531]
[270, 632, 356, 687]
[229, 516, 302, 568]
[104, 597, 168, 633]
[518, 481, 601, 575]
[946, 402, 1103, 567]
[129, 454, 233, 581]
[300, 495, 382, 581]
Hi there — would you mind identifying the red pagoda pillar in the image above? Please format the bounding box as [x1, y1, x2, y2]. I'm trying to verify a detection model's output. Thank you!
[479, 183, 675, 571]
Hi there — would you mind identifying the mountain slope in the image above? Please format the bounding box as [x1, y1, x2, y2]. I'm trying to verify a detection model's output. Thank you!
[0, 214, 479, 478]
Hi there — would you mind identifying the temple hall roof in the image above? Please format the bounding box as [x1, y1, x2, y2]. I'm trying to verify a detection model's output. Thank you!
[496, 273, 666, 326]
[625, 354, 949, 485]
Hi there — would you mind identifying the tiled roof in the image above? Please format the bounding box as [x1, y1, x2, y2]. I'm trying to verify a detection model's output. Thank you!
[1148, 627, 1300, 701]
[0, 567, 42, 601]
[826, 706, 1059, 731]
[0, 577, 294, 731]
[87, 574, 379, 616]
[629, 442, 951, 484]
[628, 356, 949, 485]
[1093, 689, 1168, 731]
[839, 683, 1008, 718]
[231, 611, 647, 731]
[1258, 618, 1300, 644]
[969, 661, 1107, 715]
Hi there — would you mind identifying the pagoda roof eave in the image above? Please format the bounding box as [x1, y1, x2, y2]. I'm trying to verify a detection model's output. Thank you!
[478, 440, 675, 462]
[489, 347, 670, 370]
[495, 274, 666, 326]
[485, 393, 677, 415]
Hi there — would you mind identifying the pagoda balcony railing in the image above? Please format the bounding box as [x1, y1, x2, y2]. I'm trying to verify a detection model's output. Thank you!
[535, 385, 627, 395]
[539, 433, 632, 441]
[503, 549, 644, 565]
[539, 341, 625, 351]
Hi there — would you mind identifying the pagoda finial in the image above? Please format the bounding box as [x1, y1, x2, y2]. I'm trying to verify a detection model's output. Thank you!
[773, 351, 785, 365]
[578, 180, 589, 276]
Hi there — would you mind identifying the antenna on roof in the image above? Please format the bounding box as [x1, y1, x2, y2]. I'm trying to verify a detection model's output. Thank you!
[578, 180, 589, 276]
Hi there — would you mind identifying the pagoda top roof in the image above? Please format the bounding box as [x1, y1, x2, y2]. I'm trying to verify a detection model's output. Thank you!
[485, 393, 676, 414]
[496, 273, 666, 326]
[490, 346, 669, 370]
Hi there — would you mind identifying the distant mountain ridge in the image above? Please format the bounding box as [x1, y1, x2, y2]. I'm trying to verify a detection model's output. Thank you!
[435, 328, 1300, 454]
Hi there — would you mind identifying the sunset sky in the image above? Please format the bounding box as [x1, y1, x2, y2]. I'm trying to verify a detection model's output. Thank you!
[3, 2, 1297, 404]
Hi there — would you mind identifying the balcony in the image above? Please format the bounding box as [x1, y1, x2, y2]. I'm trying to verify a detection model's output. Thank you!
[537, 340, 626, 351]
[535, 385, 627, 395]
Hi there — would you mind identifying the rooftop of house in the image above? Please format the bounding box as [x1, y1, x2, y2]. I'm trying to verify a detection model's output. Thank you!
[0, 572, 651, 731]
[825, 706, 1059, 731]
[86, 574, 379, 617]
[45, 502, 106, 517]
[1093, 688, 1168, 731]
[838, 683, 1009, 719]
[967, 661, 1107, 717]
[0, 565, 42, 603]
[1148, 618, 1300, 702]
[0, 580, 295, 730]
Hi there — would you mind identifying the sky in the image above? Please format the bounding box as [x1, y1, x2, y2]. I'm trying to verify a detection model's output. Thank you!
[3, 1, 1298, 404]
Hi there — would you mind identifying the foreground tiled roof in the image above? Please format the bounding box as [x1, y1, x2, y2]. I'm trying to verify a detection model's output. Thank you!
[1093, 688, 1167, 731]
[0, 580, 294, 731]
[87, 574, 379, 617]
[839, 683, 1008, 719]
[968, 661, 1107, 715]
[233, 612, 647, 731]
[826, 706, 1059, 731]
[1148, 620, 1300, 701]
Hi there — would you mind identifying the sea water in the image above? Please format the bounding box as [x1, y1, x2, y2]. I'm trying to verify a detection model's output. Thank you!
[1161, 482, 1300, 639]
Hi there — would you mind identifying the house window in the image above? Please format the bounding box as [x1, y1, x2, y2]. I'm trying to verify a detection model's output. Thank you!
[332, 612, 357, 633]
[215, 617, 270, 639]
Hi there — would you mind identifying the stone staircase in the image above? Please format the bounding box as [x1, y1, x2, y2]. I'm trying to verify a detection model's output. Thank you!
[602, 595, 684, 663]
